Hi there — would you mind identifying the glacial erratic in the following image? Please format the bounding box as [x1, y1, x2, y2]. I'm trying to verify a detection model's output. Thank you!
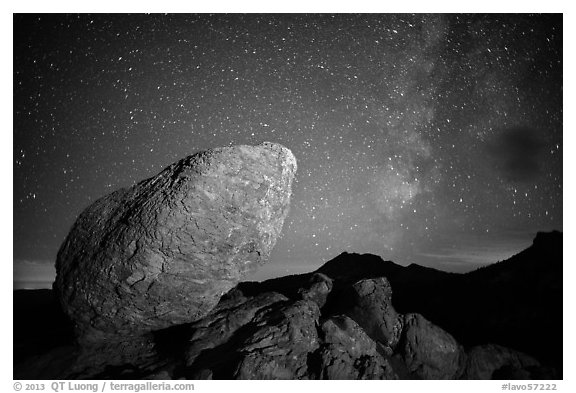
[54, 142, 297, 343]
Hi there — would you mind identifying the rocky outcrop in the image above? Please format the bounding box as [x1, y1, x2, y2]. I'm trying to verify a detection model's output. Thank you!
[462, 344, 545, 380]
[231, 299, 321, 379]
[184, 291, 289, 370]
[316, 315, 397, 379]
[335, 277, 403, 353]
[297, 272, 333, 308]
[54, 142, 297, 343]
[16, 233, 560, 380]
[184, 297, 321, 379]
[181, 287, 399, 380]
[15, 274, 552, 380]
[399, 313, 465, 379]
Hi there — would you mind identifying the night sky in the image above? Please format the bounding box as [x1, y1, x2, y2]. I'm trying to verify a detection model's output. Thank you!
[13, 13, 562, 287]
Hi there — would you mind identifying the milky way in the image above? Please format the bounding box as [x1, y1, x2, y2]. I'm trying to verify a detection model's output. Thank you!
[14, 14, 562, 284]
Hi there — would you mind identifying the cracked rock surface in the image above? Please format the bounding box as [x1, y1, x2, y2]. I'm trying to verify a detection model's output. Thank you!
[399, 312, 465, 379]
[316, 315, 398, 380]
[334, 277, 404, 353]
[54, 142, 296, 343]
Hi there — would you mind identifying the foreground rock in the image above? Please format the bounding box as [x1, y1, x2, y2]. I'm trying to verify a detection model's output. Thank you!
[317, 315, 398, 379]
[16, 233, 560, 379]
[232, 299, 321, 379]
[462, 344, 549, 380]
[15, 275, 552, 380]
[54, 142, 297, 343]
[399, 313, 465, 379]
[184, 297, 321, 379]
[297, 272, 333, 308]
[184, 291, 290, 372]
[342, 278, 404, 353]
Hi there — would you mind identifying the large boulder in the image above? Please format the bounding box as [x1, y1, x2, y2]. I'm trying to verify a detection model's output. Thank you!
[54, 142, 297, 343]
[462, 344, 549, 380]
[336, 277, 403, 353]
[297, 272, 333, 308]
[183, 295, 320, 379]
[399, 313, 465, 379]
[184, 291, 289, 371]
[317, 315, 397, 380]
[231, 299, 321, 379]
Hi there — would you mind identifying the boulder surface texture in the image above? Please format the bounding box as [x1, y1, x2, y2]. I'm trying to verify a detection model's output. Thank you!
[54, 142, 297, 342]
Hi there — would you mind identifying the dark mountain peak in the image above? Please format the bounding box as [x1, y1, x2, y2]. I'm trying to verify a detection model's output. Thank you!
[468, 230, 562, 278]
[316, 252, 403, 282]
[405, 263, 437, 272]
[405, 263, 422, 268]
[533, 230, 562, 247]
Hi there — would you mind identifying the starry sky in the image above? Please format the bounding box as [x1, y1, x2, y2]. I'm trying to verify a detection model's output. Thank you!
[13, 13, 562, 287]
